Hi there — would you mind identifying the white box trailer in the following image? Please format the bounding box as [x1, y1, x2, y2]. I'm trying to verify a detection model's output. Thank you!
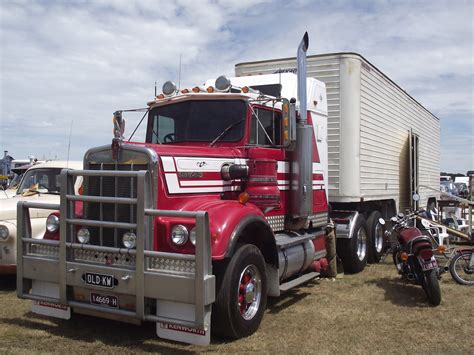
[236, 53, 440, 271]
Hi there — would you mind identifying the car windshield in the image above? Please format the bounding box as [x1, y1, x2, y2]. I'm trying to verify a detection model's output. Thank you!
[146, 99, 246, 144]
[17, 168, 63, 195]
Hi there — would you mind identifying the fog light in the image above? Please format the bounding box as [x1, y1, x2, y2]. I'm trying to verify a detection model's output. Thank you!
[171, 225, 189, 246]
[122, 232, 137, 249]
[46, 214, 60, 233]
[0, 226, 9, 241]
[77, 228, 90, 244]
[189, 227, 197, 246]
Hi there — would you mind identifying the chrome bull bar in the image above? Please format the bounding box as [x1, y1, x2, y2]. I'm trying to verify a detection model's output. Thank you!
[17, 169, 215, 330]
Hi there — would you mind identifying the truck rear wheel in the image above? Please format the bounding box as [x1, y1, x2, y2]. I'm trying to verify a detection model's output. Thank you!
[337, 215, 368, 273]
[212, 244, 267, 339]
[367, 211, 385, 263]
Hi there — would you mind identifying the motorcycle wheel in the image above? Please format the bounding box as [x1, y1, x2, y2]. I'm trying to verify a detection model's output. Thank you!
[449, 250, 474, 286]
[422, 269, 441, 306]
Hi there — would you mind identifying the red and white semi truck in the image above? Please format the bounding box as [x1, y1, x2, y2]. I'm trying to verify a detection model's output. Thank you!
[17, 33, 439, 345]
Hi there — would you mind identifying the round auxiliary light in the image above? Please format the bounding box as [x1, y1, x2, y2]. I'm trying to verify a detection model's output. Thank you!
[0, 225, 9, 241]
[122, 232, 137, 249]
[215, 75, 231, 91]
[77, 228, 90, 244]
[171, 225, 189, 246]
[46, 214, 60, 233]
[162, 81, 177, 96]
[189, 227, 197, 246]
[207, 86, 215, 93]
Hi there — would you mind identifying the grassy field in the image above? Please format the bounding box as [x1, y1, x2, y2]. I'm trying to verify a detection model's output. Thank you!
[1, 258, 473, 354]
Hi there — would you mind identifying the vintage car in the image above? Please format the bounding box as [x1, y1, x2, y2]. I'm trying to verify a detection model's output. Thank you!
[0, 161, 82, 274]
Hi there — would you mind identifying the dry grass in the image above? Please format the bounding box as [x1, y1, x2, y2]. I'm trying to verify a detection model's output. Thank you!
[1, 258, 473, 354]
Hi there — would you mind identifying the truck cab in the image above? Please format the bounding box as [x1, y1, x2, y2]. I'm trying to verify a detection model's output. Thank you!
[16, 33, 331, 345]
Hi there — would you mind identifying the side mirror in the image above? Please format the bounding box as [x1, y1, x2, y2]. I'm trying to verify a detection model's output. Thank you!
[378, 218, 386, 226]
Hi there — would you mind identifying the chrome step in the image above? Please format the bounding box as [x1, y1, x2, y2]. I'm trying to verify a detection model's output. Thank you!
[275, 232, 317, 249]
[279, 271, 320, 292]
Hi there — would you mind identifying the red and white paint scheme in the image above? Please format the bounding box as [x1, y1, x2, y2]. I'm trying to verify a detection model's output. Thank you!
[22, 33, 337, 345]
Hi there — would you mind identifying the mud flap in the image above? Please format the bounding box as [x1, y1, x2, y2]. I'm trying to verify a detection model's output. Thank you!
[156, 300, 211, 346]
[31, 280, 71, 320]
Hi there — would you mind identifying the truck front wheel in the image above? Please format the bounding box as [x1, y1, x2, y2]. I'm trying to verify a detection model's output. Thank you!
[337, 215, 368, 273]
[212, 244, 267, 339]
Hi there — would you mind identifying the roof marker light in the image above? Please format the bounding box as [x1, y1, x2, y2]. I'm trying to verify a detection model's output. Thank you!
[207, 86, 215, 93]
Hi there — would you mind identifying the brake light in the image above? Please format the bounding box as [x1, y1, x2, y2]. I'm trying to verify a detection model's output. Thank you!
[419, 249, 433, 261]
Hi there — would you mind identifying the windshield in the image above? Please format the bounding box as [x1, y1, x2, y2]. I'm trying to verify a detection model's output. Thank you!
[17, 168, 63, 195]
[146, 99, 246, 144]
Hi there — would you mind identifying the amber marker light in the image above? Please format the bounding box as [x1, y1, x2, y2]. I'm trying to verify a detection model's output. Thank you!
[192, 86, 200, 93]
[238, 192, 250, 204]
[78, 184, 84, 195]
[400, 252, 408, 262]
[242, 86, 250, 93]
[437, 245, 447, 253]
[181, 88, 189, 94]
[156, 94, 165, 99]
[207, 86, 215, 93]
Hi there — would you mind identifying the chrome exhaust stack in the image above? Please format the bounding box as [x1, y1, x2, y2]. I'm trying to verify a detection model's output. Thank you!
[291, 32, 313, 220]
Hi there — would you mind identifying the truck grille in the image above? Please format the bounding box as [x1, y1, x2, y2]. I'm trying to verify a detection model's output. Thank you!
[85, 163, 148, 247]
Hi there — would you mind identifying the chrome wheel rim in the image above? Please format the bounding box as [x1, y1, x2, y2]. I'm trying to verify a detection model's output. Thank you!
[237, 264, 262, 320]
[374, 223, 384, 253]
[357, 228, 368, 261]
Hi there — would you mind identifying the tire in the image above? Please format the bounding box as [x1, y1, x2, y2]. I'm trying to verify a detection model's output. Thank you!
[337, 215, 368, 274]
[423, 269, 441, 306]
[367, 211, 385, 263]
[211, 244, 267, 339]
[449, 250, 474, 286]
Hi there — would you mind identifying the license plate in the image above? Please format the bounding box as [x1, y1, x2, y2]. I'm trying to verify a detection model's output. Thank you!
[90, 293, 118, 308]
[83, 272, 115, 288]
[420, 259, 437, 271]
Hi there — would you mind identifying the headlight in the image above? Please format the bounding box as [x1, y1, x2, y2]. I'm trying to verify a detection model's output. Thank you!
[0, 225, 9, 241]
[122, 232, 137, 249]
[189, 227, 197, 246]
[77, 228, 90, 244]
[171, 225, 189, 246]
[46, 215, 60, 233]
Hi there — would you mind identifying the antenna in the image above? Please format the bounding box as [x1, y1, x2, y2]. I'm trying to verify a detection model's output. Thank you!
[154, 81, 157, 97]
[178, 53, 182, 90]
[66, 120, 73, 168]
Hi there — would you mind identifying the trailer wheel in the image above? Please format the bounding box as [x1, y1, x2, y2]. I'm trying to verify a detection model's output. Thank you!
[212, 244, 267, 339]
[337, 215, 368, 273]
[367, 211, 385, 263]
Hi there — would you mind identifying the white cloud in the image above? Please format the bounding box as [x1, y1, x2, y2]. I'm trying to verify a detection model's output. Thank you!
[0, 0, 472, 173]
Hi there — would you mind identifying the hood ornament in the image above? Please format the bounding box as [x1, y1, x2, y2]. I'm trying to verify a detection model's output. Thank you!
[112, 111, 125, 160]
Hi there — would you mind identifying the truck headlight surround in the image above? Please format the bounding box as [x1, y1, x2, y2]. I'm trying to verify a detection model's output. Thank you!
[189, 227, 197, 246]
[77, 228, 90, 244]
[171, 225, 189, 246]
[122, 232, 137, 249]
[46, 215, 60, 233]
[0, 225, 9, 241]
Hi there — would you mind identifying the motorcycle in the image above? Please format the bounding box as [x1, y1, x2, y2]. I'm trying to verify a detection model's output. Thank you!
[380, 203, 442, 306]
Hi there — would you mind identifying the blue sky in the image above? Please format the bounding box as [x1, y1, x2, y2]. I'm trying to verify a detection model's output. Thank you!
[0, 0, 473, 173]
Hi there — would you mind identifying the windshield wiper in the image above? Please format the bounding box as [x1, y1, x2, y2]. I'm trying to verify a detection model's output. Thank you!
[209, 119, 245, 147]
